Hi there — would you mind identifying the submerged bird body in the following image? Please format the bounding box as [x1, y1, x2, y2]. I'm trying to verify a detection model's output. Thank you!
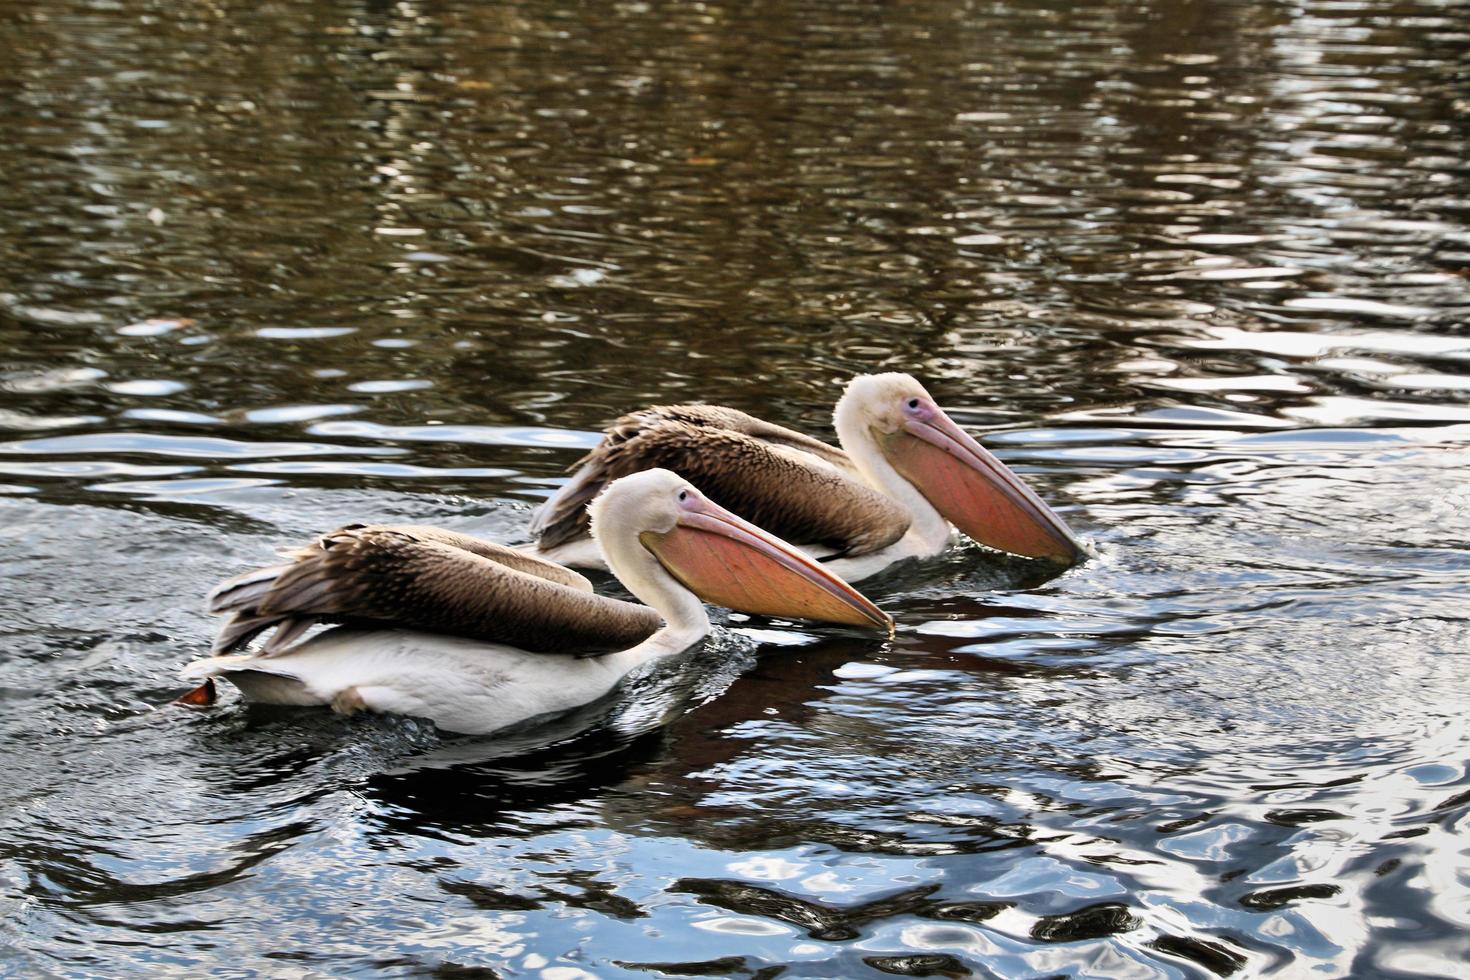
[182, 469, 889, 734]
[199, 628, 684, 736]
[528, 374, 1085, 581]
[530, 405, 914, 576]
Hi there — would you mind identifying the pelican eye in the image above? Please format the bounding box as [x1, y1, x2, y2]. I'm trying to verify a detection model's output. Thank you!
[677, 490, 688, 501]
[906, 398, 919, 409]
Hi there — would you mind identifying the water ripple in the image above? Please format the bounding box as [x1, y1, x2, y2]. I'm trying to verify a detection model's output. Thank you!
[0, 0, 1467, 974]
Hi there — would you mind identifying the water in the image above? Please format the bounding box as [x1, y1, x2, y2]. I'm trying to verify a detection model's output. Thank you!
[1, 0, 1468, 975]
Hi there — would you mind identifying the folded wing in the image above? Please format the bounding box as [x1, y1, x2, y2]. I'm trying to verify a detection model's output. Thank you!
[208, 525, 662, 656]
[531, 405, 909, 557]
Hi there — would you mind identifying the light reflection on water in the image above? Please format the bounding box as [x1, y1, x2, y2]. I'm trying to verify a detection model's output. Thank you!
[1, 0, 1468, 975]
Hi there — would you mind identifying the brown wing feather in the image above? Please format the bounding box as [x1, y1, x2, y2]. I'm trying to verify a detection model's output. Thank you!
[208, 525, 660, 656]
[532, 407, 909, 556]
[648, 405, 856, 473]
[367, 525, 594, 592]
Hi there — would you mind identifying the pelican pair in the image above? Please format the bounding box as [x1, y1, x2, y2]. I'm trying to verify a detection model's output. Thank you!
[181, 373, 1083, 735]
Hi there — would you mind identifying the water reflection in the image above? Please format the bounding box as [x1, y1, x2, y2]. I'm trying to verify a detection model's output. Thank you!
[1, 0, 1469, 974]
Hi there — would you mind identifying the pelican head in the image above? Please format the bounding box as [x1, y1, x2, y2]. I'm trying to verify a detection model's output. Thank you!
[590, 468, 891, 631]
[835, 373, 1084, 564]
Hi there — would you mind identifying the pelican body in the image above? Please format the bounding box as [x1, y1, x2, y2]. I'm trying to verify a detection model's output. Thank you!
[528, 374, 1086, 581]
[181, 470, 889, 734]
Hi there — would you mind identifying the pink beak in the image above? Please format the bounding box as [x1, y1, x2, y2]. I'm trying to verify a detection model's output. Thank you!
[640, 489, 893, 632]
[882, 399, 1085, 564]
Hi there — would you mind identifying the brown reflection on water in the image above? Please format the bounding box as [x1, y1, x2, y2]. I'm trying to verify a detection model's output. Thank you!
[1, 0, 1465, 441]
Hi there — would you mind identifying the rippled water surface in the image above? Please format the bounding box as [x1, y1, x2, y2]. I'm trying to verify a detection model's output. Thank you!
[2, 0, 1469, 975]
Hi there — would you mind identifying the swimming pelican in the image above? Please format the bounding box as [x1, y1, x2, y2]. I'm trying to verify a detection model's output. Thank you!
[528, 373, 1086, 581]
[179, 469, 890, 734]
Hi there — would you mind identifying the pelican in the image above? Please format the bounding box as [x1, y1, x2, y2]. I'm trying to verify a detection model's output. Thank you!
[528, 373, 1086, 581]
[179, 469, 890, 735]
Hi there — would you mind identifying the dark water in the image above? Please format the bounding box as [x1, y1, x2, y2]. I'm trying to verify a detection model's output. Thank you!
[2, 0, 1469, 974]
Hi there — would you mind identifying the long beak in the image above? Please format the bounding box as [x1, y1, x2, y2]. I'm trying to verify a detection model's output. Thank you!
[640, 495, 892, 632]
[882, 407, 1085, 564]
